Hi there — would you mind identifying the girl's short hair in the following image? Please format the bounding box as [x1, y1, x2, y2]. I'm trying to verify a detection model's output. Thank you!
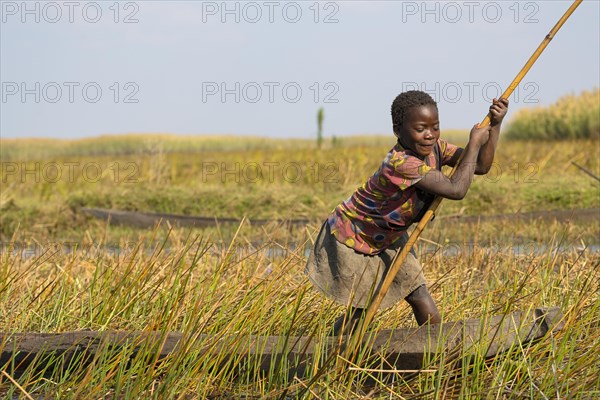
[391, 91, 438, 129]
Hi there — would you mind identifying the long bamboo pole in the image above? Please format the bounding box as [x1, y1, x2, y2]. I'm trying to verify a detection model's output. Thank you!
[294, 2, 584, 396]
[343, 0, 583, 363]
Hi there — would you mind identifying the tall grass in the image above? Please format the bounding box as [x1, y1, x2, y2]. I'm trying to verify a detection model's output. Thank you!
[505, 88, 600, 140]
[0, 226, 598, 398]
[1, 131, 599, 398]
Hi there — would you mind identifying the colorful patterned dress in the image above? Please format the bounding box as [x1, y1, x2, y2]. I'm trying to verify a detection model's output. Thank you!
[305, 139, 460, 309]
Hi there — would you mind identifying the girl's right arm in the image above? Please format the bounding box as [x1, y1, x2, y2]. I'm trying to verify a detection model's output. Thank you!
[414, 124, 490, 200]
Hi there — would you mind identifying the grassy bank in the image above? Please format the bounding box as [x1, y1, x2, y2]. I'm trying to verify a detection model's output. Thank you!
[2, 136, 599, 243]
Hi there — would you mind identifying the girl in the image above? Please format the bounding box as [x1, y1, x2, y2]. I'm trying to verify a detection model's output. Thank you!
[305, 91, 509, 334]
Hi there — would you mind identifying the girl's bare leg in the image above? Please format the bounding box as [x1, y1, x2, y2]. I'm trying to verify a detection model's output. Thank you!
[405, 285, 441, 325]
[332, 285, 439, 334]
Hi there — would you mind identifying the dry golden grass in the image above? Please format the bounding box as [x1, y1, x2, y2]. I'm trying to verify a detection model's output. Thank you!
[1, 129, 599, 398]
[0, 226, 598, 398]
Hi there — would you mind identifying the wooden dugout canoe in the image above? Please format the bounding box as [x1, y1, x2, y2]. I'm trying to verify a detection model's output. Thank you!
[1, 307, 563, 379]
[81, 207, 599, 229]
[81, 207, 309, 228]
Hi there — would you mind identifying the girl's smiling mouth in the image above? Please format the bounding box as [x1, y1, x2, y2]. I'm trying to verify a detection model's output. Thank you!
[418, 143, 435, 152]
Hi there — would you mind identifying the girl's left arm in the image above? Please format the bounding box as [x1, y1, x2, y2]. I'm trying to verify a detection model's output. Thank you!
[475, 98, 509, 175]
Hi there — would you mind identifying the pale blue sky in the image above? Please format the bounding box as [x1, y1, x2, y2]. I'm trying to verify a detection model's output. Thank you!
[1, 0, 599, 139]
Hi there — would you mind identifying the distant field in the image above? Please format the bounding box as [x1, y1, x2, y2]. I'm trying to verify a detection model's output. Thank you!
[1, 133, 598, 244]
[0, 130, 472, 161]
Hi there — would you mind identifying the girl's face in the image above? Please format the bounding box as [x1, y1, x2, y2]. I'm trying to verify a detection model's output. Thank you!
[395, 104, 440, 159]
